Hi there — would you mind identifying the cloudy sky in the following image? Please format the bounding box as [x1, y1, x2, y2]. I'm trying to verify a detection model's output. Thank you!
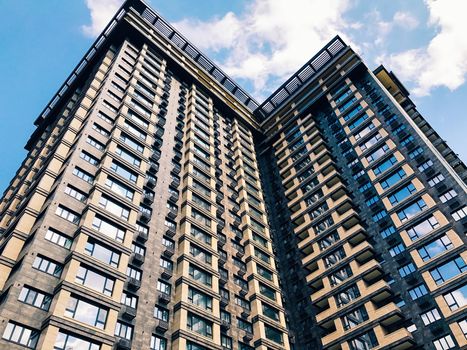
[0, 0, 466, 192]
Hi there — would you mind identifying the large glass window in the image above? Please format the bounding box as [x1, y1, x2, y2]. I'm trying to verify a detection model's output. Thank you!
[45, 229, 72, 249]
[54, 330, 100, 350]
[443, 284, 467, 311]
[336, 284, 360, 307]
[349, 330, 378, 350]
[189, 265, 212, 286]
[265, 325, 284, 344]
[407, 216, 439, 240]
[18, 286, 52, 311]
[32, 256, 62, 277]
[2, 322, 39, 349]
[115, 321, 133, 340]
[188, 287, 212, 311]
[418, 235, 453, 261]
[65, 296, 108, 329]
[150, 335, 167, 350]
[187, 313, 212, 338]
[388, 183, 417, 205]
[75, 265, 115, 296]
[92, 216, 125, 242]
[397, 199, 427, 222]
[430, 257, 466, 285]
[105, 176, 134, 200]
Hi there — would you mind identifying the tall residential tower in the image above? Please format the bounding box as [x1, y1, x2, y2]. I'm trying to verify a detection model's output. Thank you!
[0, 1, 466, 350]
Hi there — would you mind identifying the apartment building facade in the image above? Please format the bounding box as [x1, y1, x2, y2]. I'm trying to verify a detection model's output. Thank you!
[0, 1, 465, 350]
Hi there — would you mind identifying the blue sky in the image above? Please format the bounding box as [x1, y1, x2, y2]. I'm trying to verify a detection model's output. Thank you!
[0, 0, 466, 193]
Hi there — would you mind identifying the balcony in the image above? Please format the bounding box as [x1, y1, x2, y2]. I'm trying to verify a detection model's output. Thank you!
[116, 338, 131, 350]
[243, 332, 253, 342]
[136, 230, 148, 242]
[151, 151, 161, 162]
[171, 177, 180, 187]
[165, 227, 176, 238]
[221, 320, 230, 330]
[121, 305, 136, 320]
[146, 177, 156, 188]
[127, 277, 141, 291]
[155, 319, 169, 333]
[163, 245, 175, 257]
[220, 295, 229, 307]
[167, 209, 177, 220]
[138, 212, 151, 223]
[131, 252, 145, 265]
[168, 193, 179, 203]
[241, 309, 251, 318]
[158, 292, 170, 304]
[147, 162, 159, 173]
[161, 268, 173, 280]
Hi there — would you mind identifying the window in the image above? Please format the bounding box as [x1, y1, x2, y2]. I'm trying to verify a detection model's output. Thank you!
[458, 319, 467, 339]
[318, 231, 340, 250]
[87, 136, 105, 150]
[348, 330, 378, 350]
[408, 284, 428, 300]
[452, 206, 467, 221]
[110, 161, 138, 183]
[105, 176, 134, 200]
[191, 209, 211, 227]
[159, 257, 173, 271]
[253, 233, 268, 247]
[99, 195, 130, 220]
[348, 113, 369, 130]
[187, 313, 212, 338]
[407, 215, 439, 240]
[443, 284, 467, 311]
[262, 302, 280, 321]
[150, 335, 167, 350]
[400, 135, 414, 147]
[92, 216, 125, 242]
[339, 97, 358, 114]
[379, 168, 406, 190]
[120, 133, 144, 153]
[157, 280, 171, 295]
[372, 155, 397, 176]
[121, 292, 138, 308]
[418, 160, 434, 171]
[190, 244, 211, 264]
[115, 321, 133, 340]
[428, 173, 445, 187]
[45, 229, 72, 249]
[237, 318, 253, 333]
[132, 243, 145, 256]
[257, 264, 273, 281]
[188, 287, 212, 311]
[433, 335, 455, 350]
[330, 265, 353, 286]
[54, 330, 100, 350]
[92, 122, 110, 136]
[116, 146, 141, 166]
[389, 243, 405, 257]
[418, 235, 453, 261]
[372, 210, 387, 222]
[409, 147, 424, 159]
[2, 322, 39, 348]
[366, 144, 389, 163]
[265, 325, 284, 344]
[64, 185, 87, 202]
[439, 189, 457, 203]
[76, 265, 114, 296]
[381, 225, 396, 238]
[421, 308, 441, 325]
[18, 286, 52, 311]
[85, 239, 120, 267]
[397, 199, 427, 222]
[33, 255, 62, 277]
[359, 133, 382, 152]
[235, 296, 250, 310]
[259, 283, 276, 300]
[354, 122, 375, 141]
[336, 284, 360, 307]
[221, 335, 232, 349]
[192, 194, 211, 211]
[65, 296, 108, 329]
[56, 205, 80, 224]
[342, 305, 369, 330]
[186, 341, 209, 350]
[73, 167, 94, 183]
[189, 265, 212, 286]
[430, 256, 466, 285]
[399, 263, 416, 277]
[154, 306, 169, 321]
[388, 183, 417, 205]
[124, 120, 146, 140]
[127, 266, 142, 281]
[80, 151, 99, 166]
[254, 248, 270, 263]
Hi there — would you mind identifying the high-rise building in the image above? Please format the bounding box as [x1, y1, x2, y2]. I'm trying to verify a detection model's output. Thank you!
[0, 1, 465, 349]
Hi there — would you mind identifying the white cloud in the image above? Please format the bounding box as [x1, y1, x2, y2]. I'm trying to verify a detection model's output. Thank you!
[379, 0, 467, 96]
[173, 0, 357, 97]
[82, 0, 123, 37]
[393, 11, 419, 29]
